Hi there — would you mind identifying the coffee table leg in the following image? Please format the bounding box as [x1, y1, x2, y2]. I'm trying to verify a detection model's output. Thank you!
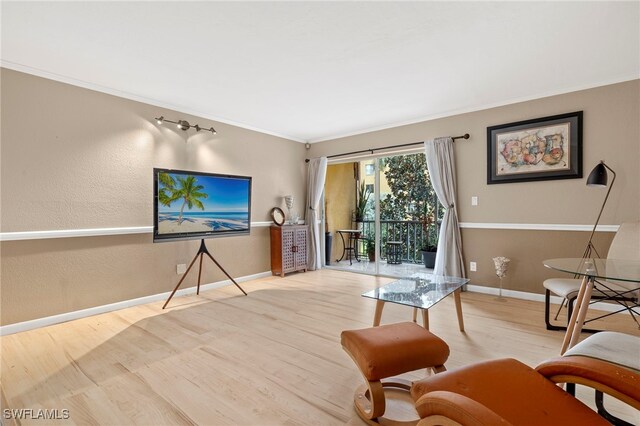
[373, 300, 385, 326]
[454, 289, 464, 332]
[421, 309, 429, 330]
[412, 307, 418, 323]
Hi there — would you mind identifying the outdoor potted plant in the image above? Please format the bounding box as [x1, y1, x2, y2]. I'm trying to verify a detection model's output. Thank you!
[419, 207, 437, 269]
[354, 181, 371, 222]
[366, 238, 375, 261]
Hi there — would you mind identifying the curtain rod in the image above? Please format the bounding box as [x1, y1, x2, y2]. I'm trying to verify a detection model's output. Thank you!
[304, 133, 469, 163]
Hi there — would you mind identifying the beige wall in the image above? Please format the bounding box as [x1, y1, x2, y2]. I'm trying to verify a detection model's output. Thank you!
[1, 69, 307, 325]
[310, 80, 640, 292]
[310, 80, 640, 225]
[2, 70, 639, 325]
[462, 228, 615, 293]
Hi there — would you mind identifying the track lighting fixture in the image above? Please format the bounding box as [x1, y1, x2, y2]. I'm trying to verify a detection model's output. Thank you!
[154, 116, 217, 134]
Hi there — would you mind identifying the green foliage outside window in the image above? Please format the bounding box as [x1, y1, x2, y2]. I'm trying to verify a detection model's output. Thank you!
[379, 154, 443, 254]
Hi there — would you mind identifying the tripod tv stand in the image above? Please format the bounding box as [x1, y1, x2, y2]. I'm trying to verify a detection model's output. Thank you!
[162, 239, 247, 309]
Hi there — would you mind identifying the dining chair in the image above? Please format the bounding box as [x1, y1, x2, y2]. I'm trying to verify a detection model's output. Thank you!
[543, 221, 640, 331]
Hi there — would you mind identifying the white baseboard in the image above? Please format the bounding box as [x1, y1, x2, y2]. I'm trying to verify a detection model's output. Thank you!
[0, 271, 272, 336]
[466, 284, 633, 314]
[2, 274, 630, 336]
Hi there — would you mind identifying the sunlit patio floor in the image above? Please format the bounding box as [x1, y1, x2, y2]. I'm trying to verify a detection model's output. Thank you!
[327, 258, 432, 278]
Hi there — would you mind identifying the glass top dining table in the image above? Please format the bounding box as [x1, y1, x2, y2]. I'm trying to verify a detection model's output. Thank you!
[543, 257, 640, 354]
[543, 257, 640, 283]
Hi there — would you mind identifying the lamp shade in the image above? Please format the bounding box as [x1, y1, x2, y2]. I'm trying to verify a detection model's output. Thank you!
[586, 163, 608, 187]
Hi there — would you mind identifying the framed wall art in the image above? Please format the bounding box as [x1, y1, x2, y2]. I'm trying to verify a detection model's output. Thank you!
[487, 111, 582, 184]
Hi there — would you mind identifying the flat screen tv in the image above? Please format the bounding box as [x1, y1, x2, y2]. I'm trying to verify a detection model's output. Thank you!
[153, 168, 252, 242]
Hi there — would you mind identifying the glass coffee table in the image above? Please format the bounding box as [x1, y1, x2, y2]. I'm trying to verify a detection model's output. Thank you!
[362, 273, 469, 331]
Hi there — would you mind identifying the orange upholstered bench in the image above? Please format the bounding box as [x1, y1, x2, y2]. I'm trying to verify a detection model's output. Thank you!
[341, 322, 449, 424]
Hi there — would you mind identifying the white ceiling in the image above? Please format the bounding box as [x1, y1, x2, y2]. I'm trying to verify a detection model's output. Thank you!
[2, 2, 638, 143]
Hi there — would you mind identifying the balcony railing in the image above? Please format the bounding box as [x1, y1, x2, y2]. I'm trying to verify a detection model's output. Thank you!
[357, 219, 439, 264]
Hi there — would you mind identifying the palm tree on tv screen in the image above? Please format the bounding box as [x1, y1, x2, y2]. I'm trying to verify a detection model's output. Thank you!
[159, 173, 208, 224]
[158, 173, 177, 206]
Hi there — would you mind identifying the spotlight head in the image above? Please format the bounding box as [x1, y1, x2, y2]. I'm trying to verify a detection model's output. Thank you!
[195, 125, 201, 132]
[156, 116, 164, 125]
[210, 127, 217, 134]
[177, 120, 190, 131]
[587, 161, 608, 187]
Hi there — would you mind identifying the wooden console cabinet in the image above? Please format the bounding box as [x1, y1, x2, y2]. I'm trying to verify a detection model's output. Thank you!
[270, 225, 308, 277]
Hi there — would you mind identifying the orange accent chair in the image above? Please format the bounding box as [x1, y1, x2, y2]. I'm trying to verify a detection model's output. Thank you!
[539, 331, 640, 425]
[342, 323, 639, 425]
[411, 356, 639, 425]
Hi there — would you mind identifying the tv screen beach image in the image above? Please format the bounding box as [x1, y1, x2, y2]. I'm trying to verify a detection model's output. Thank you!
[157, 172, 250, 235]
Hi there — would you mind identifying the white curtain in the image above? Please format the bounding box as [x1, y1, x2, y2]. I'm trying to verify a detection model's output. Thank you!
[424, 137, 465, 277]
[306, 157, 328, 270]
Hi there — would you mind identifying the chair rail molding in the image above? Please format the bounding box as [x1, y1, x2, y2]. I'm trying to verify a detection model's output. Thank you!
[459, 223, 619, 232]
[0, 222, 618, 242]
[0, 222, 273, 241]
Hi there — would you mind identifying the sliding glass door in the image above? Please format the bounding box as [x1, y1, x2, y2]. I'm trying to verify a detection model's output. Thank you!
[324, 152, 440, 277]
[324, 160, 376, 274]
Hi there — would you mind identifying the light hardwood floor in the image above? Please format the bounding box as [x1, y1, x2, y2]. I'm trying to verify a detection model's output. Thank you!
[2, 269, 638, 425]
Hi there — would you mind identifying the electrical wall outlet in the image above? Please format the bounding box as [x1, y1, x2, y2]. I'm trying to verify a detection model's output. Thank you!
[469, 261, 477, 272]
[177, 264, 187, 274]
[471, 196, 478, 206]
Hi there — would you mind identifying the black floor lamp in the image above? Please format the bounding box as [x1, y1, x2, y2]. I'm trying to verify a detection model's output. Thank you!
[582, 161, 616, 259]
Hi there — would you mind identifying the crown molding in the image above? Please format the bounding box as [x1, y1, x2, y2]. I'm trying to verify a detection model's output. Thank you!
[0, 61, 306, 143]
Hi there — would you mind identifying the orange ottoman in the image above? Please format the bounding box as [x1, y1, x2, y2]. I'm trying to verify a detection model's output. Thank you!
[341, 322, 449, 424]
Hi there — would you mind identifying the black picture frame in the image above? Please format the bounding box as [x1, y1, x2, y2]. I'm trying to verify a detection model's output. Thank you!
[487, 111, 582, 184]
